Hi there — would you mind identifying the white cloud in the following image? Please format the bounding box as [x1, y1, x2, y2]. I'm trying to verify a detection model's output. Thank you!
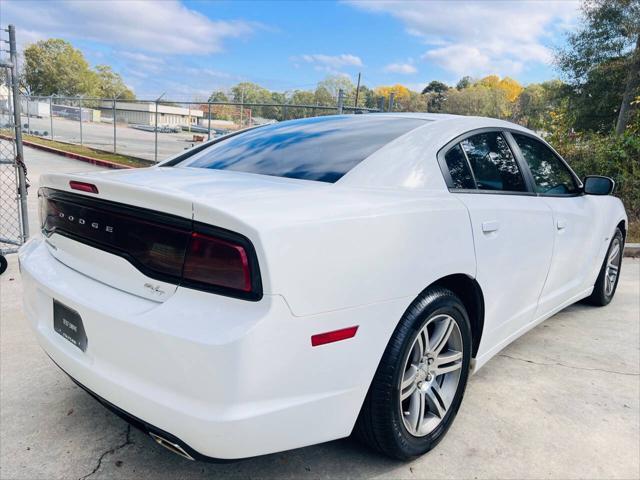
[348, 0, 580, 77]
[2, 0, 256, 55]
[384, 63, 417, 74]
[293, 53, 363, 73]
[119, 51, 164, 65]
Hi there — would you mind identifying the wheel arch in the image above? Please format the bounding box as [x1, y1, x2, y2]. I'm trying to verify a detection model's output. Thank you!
[419, 274, 485, 358]
[617, 219, 626, 241]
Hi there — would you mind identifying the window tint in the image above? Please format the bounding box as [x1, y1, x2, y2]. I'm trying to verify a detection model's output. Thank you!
[460, 132, 526, 192]
[444, 144, 475, 189]
[179, 116, 428, 183]
[512, 133, 579, 195]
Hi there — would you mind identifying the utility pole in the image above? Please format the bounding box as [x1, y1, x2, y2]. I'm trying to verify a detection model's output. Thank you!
[388, 92, 395, 112]
[8, 25, 29, 239]
[354, 72, 361, 110]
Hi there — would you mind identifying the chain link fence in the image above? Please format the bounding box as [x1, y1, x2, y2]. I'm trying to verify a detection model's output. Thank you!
[19, 92, 380, 163]
[1, 25, 28, 267]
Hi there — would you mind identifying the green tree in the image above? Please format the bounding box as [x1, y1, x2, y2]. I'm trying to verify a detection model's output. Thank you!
[441, 84, 511, 118]
[93, 65, 135, 99]
[557, 0, 640, 134]
[208, 90, 229, 102]
[422, 80, 449, 95]
[316, 75, 355, 99]
[422, 80, 450, 112]
[313, 85, 334, 107]
[513, 80, 567, 130]
[23, 39, 96, 96]
[456, 76, 473, 90]
[231, 82, 272, 104]
[231, 82, 273, 118]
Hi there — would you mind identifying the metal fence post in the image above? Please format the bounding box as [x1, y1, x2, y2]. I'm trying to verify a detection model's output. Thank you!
[8, 25, 28, 240]
[49, 96, 54, 140]
[78, 96, 83, 146]
[337, 89, 344, 114]
[155, 99, 159, 162]
[112, 98, 116, 153]
[26, 96, 30, 132]
[240, 90, 244, 127]
[388, 92, 395, 112]
[207, 102, 211, 141]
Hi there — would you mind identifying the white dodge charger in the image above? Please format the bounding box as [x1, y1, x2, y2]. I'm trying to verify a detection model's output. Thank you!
[20, 113, 627, 461]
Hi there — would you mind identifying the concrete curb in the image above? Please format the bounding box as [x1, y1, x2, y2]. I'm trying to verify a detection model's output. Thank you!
[20, 139, 135, 170]
[624, 243, 640, 258]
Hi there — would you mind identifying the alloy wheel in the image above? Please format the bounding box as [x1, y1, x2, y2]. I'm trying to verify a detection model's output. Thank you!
[604, 237, 622, 296]
[399, 314, 463, 437]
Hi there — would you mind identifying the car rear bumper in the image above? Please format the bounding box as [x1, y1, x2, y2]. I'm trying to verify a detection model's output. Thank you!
[19, 237, 405, 459]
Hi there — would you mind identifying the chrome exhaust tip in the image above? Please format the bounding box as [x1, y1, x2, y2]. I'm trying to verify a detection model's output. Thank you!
[149, 432, 195, 461]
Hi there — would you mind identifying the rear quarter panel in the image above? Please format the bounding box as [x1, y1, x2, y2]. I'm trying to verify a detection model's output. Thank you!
[214, 189, 477, 317]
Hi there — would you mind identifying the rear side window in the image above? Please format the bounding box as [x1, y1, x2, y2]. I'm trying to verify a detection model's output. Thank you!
[512, 133, 579, 195]
[460, 132, 526, 192]
[179, 116, 427, 183]
[444, 144, 475, 189]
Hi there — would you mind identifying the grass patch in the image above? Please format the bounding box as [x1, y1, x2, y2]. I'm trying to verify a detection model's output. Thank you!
[23, 135, 152, 168]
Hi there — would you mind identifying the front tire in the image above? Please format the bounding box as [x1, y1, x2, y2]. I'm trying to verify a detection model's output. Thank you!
[355, 287, 472, 460]
[586, 228, 624, 306]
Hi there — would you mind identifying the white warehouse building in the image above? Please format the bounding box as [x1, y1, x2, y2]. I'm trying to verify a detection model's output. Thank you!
[101, 102, 203, 126]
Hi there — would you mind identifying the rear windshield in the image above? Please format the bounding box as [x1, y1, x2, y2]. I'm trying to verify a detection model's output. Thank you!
[178, 115, 428, 183]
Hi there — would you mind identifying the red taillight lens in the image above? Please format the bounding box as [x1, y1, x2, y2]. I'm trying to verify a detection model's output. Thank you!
[183, 232, 252, 293]
[69, 181, 99, 194]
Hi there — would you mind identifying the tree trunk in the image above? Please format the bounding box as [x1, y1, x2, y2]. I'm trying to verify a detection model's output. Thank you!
[615, 34, 640, 135]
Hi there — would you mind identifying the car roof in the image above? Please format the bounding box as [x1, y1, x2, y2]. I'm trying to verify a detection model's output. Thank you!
[339, 113, 538, 189]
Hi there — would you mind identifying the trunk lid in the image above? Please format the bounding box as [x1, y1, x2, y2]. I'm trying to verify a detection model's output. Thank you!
[39, 166, 330, 301]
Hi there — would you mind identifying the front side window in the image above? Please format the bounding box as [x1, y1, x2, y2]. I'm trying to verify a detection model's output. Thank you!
[512, 133, 579, 195]
[444, 144, 475, 189]
[460, 132, 527, 192]
[178, 116, 427, 183]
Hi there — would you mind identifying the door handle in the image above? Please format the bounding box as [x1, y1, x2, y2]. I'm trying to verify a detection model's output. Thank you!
[482, 221, 500, 233]
[556, 219, 567, 230]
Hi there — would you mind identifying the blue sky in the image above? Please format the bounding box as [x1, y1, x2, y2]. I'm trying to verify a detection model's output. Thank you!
[2, 0, 581, 99]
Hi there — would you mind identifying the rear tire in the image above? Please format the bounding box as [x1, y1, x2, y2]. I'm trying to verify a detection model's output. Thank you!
[354, 287, 472, 460]
[0, 255, 7, 275]
[585, 228, 624, 306]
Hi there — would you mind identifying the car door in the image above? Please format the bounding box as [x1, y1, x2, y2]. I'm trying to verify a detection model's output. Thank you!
[509, 132, 600, 316]
[438, 130, 555, 354]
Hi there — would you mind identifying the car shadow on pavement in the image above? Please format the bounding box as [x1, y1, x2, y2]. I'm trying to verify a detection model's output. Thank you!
[62, 384, 407, 479]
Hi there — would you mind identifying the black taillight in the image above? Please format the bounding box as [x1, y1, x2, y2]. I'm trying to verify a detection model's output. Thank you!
[183, 232, 252, 291]
[181, 227, 262, 300]
[40, 188, 262, 301]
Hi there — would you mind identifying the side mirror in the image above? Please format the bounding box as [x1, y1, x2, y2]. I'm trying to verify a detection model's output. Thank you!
[583, 175, 615, 195]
